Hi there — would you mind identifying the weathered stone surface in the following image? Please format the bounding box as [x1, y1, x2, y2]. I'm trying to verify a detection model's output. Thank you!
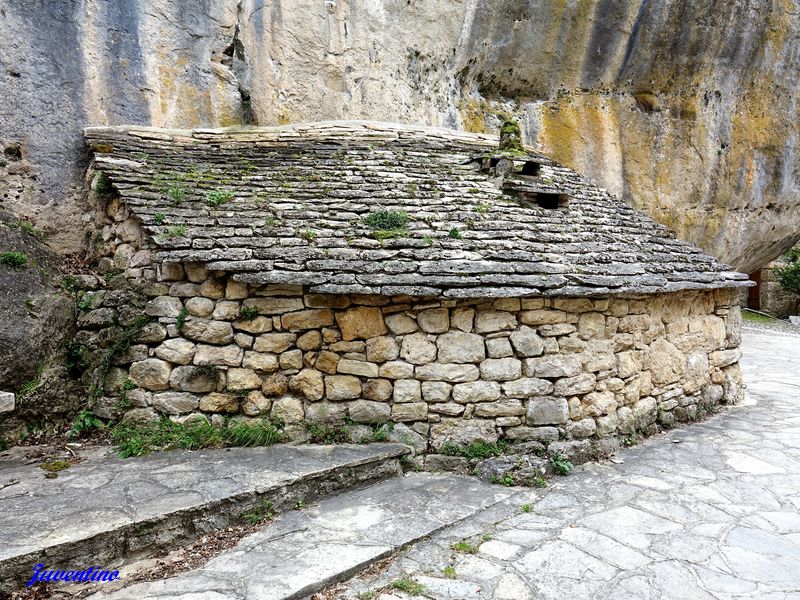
[129, 359, 172, 391]
[480, 358, 522, 381]
[502, 378, 553, 398]
[366, 336, 400, 363]
[474, 399, 525, 417]
[526, 396, 569, 425]
[486, 337, 513, 358]
[393, 379, 422, 403]
[227, 368, 262, 391]
[577, 312, 605, 339]
[200, 278, 225, 299]
[155, 338, 196, 366]
[505, 425, 560, 442]
[279, 349, 304, 370]
[430, 418, 498, 449]
[436, 331, 485, 364]
[305, 401, 348, 423]
[315, 350, 340, 374]
[348, 400, 391, 424]
[185, 297, 215, 318]
[261, 372, 289, 397]
[384, 313, 418, 335]
[429, 402, 464, 416]
[254, 333, 296, 353]
[450, 307, 475, 332]
[417, 308, 449, 333]
[337, 359, 379, 378]
[392, 402, 428, 422]
[474, 311, 517, 333]
[281, 309, 334, 331]
[294, 330, 321, 351]
[646, 339, 687, 385]
[452, 381, 502, 403]
[416, 363, 480, 383]
[152, 392, 198, 415]
[194, 344, 243, 367]
[509, 326, 544, 357]
[181, 319, 234, 345]
[145, 296, 183, 318]
[400, 333, 438, 365]
[245, 297, 304, 315]
[233, 316, 274, 334]
[213, 300, 241, 321]
[325, 375, 362, 401]
[518, 309, 566, 326]
[710, 348, 742, 368]
[583, 390, 617, 417]
[336, 307, 387, 341]
[169, 365, 218, 393]
[241, 390, 271, 416]
[422, 381, 452, 403]
[270, 396, 304, 423]
[379, 360, 415, 379]
[362, 378, 393, 401]
[567, 417, 597, 438]
[0, 391, 15, 413]
[525, 355, 582, 378]
[288, 368, 325, 401]
[553, 373, 596, 396]
[242, 351, 279, 372]
[133, 323, 168, 344]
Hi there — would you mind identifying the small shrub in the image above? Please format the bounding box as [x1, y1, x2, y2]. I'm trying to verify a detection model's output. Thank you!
[550, 453, 573, 476]
[154, 212, 166, 225]
[76, 291, 94, 312]
[40, 460, 71, 472]
[491, 474, 516, 487]
[19, 221, 42, 238]
[423, 235, 434, 246]
[443, 566, 456, 579]
[241, 498, 275, 524]
[448, 228, 463, 239]
[166, 185, 186, 204]
[371, 422, 394, 442]
[451, 540, 478, 554]
[306, 421, 350, 444]
[176, 307, 189, 333]
[364, 210, 409, 231]
[391, 577, 425, 596]
[239, 305, 259, 320]
[68, 410, 103, 439]
[474, 201, 492, 214]
[300, 228, 317, 242]
[95, 172, 112, 194]
[521, 503, 533, 513]
[17, 363, 44, 399]
[162, 225, 188, 239]
[205, 189, 234, 207]
[774, 247, 800, 295]
[0, 251, 28, 270]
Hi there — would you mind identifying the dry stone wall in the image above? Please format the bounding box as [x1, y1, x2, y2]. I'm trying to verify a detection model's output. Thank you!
[74, 211, 745, 452]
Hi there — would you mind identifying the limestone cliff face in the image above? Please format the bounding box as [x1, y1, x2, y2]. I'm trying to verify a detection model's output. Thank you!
[1, 0, 798, 271]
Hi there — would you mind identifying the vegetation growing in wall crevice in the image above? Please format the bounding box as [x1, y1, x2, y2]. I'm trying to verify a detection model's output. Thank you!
[0, 251, 28, 270]
[774, 247, 800, 295]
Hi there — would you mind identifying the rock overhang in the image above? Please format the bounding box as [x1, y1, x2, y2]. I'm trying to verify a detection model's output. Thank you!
[84, 120, 752, 299]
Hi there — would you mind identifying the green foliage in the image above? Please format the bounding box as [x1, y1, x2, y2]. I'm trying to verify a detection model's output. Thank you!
[166, 185, 186, 204]
[241, 498, 275, 524]
[422, 235, 434, 246]
[111, 417, 283, 458]
[76, 291, 94, 312]
[122, 378, 136, 391]
[17, 363, 44, 399]
[154, 212, 166, 225]
[19, 220, 42, 238]
[451, 540, 478, 554]
[92, 316, 149, 398]
[474, 201, 492, 214]
[68, 410, 103, 439]
[205, 189, 234, 207]
[176, 307, 189, 333]
[300, 228, 317, 242]
[306, 421, 351, 444]
[40, 460, 71, 472]
[443, 566, 456, 579]
[550, 453, 574, 476]
[364, 210, 409, 231]
[294, 499, 305, 510]
[531, 476, 548, 488]
[448, 228, 463, 239]
[391, 577, 425, 596]
[0, 437, 7, 452]
[0, 251, 28, 270]
[521, 503, 533, 513]
[162, 225, 188, 239]
[95, 172, 113, 194]
[370, 422, 394, 442]
[440, 440, 508, 459]
[741, 309, 778, 324]
[774, 248, 800, 295]
[371, 229, 407, 241]
[239, 306, 259, 321]
[491, 474, 516, 487]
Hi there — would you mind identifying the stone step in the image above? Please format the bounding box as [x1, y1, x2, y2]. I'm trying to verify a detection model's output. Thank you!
[0, 443, 408, 594]
[90, 473, 516, 600]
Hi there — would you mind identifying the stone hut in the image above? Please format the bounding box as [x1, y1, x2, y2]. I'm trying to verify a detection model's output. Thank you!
[80, 121, 751, 450]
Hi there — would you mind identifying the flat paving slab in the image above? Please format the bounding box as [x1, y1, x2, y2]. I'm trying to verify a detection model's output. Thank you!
[332, 329, 800, 599]
[0, 443, 407, 592]
[89, 473, 515, 600]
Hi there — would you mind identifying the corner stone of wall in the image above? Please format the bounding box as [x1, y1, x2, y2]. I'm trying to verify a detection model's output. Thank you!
[71, 206, 746, 454]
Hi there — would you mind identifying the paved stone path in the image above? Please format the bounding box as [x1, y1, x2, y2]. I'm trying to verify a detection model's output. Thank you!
[339, 329, 800, 599]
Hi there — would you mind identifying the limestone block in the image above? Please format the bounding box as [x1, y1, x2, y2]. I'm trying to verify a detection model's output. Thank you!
[518, 309, 566, 326]
[226, 368, 261, 391]
[474, 311, 517, 333]
[121, 408, 159, 424]
[632, 396, 657, 426]
[315, 350, 340, 374]
[242, 351, 279, 372]
[77, 308, 116, 329]
[304, 294, 351, 309]
[194, 344, 243, 367]
[213, 300, 241, 320]
[0, 391, 15, 413]
[145, 295, 184, 318]
[305, 401, 348, 423]
[400, 332, 437, 365]
[452, 381, 502, 403]
[689, 315, 727, 350]
[288, 368, 325, 401]
[430, 418, 498, 450]
[502, 378, 553, 398]
[509, 326, 545, 357]
[270, 396, 304, 423]
[280, 349, 304, 370]
[241, 391, 271, 416]
[155, 338, 196, 366]
[486, 337, 513, 358]
[181, 319, 234, 345]
[112, 344, 149, 365]
[387, 423, 427, 454]
[421, 381, 452, 403]
[245, 297, 304, 314]
[199, 278, 225, 299]
[235, 333, 254, 348]
[159, 262, 184, 281]
[185, 297, 214, 318]
[384, 313, 418, 335]
[567, 418, 596, 439]
[254, 333, 296, 353]
[152, 392, 198, 415]
[365, 336, 400, 363]
[379, 360, 415, 379]
[684, 351, 711, 394]
[170, 365, 218, 392]
[709, 348, 742, 368]
[416, 363, 480, 383]
[504, 426, 559, 442]
[595, 413, 618, 436]
[417, 308, 449, 333]
[337, 358, 379, 378]
[583, 390, 617, 417]
[362, 378, 393, 401]
[233, 316, 274, 334]
[129, 359, 172, 391]
[450, 307, 475, 332]
[261, 372, 288, 397]
[526, 396, 569, 425]
[169, 282, 202, 298]
[437, 331, 485, 363]
[392, 402, 429, 422]
[480, 358, 522, 381]
[393, 379, 422, 403]
[553, 373, 596, 396]
[325, 375, 362, 401]
[552, 298, 594, 313]
[645, 339, 687, 385]
[429, 402, 464, 416]
[521, 298, 546, 309]
[577, 312, 605, 340]
[336, 306, 388, 340]
[616, 350, 643, 379]
[725, 305, 743, 347]
[525, 355, 582, 378]
[328, 341, 365, 353]
[474, 399, 525, 417]
[349, 400, 391, 424]
[297, 330, 322, 351]
[226, 280, 248, 300]
[281, 309, 334, 331]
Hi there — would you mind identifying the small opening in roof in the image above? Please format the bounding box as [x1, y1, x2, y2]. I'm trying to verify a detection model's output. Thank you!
[532, 193, 569, 210]
[521, 161, 541, 176]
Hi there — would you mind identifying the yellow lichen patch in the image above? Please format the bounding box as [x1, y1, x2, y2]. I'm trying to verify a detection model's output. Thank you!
[90, 143, 114, 154]
[458, 99, 490, 134]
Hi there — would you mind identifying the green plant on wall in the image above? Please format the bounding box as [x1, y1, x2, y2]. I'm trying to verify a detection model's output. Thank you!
[774, 247, 800, 295]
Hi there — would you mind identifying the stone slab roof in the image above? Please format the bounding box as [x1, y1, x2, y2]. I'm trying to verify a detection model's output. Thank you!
[84, 121, 750, 298]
